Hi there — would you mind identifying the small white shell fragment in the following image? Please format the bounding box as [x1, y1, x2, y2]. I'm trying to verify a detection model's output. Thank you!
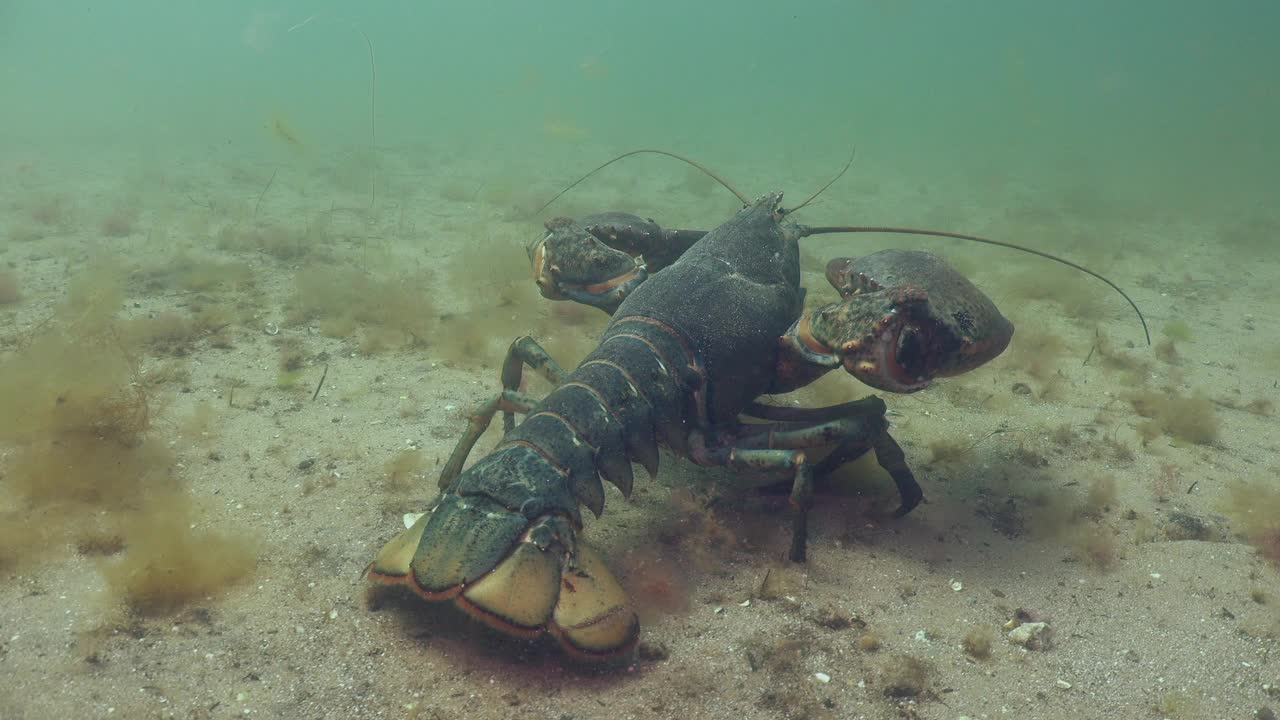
[713, 606, 725, 614]
[914, 630, 930, 642]
[814, 672, 831, 684]
[328, 609, 338, 620]
[950, 579, 964, 592]
[738, 599, 751, 607]
[402, 512, 425, 529]
[1056, 679, 1072, 690]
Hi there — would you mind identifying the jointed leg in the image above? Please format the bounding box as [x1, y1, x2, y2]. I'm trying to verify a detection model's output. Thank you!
[742, 397, 923, 515]
[695, 398, 923, 561]
[499, 336, 570, 432]
[816, 427, 921, 517]
[438, 337, 569, 489]
[438, 390, 541, 489]
[744, 396, 884, 423]
[716, 447, 815, 563]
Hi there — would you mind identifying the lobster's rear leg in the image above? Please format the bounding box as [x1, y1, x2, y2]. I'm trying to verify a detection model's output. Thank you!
[438, 390, 541, 489]
[439, 337, 568, 487]
[500, 336, 570, 432]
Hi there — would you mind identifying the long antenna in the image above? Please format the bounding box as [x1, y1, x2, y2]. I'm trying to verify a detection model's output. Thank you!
[534, 149, 748, 216]
[799, 224, 1150, 345]
[784, 148, 856, 215]
[532, 147, 1151, 346]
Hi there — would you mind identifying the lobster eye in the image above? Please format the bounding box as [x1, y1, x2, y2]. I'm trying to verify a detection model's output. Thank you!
[896, 326, 927, 380]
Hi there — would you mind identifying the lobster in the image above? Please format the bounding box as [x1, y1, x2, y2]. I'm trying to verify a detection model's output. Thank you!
[366, 150, 1149, 662]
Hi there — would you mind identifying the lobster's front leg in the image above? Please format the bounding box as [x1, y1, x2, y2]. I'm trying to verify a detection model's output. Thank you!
[744, 398, 924, 518]
[689, 440, 816, 563]
[696, 399, 922, 562]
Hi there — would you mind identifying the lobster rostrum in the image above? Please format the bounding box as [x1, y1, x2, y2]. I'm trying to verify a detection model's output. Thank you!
[367, 150, 1150, 662]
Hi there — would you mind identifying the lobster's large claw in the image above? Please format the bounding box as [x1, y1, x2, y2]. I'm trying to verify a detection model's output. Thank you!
[367, 494, 639, 662]
[576, 212, 707, 272]
[527, 217, 649, 314]
[782, 286, 940, 393]
[776, 250, 1012, 394]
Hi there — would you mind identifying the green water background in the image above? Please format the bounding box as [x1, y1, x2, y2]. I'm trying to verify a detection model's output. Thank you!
[2, 1, 1275, 216]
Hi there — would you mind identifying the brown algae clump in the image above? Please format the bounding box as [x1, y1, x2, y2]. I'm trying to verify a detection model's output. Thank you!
[100, 491, 257, 614]
[286, 263, 434, 351]
[0, 270, 21, 305]
[962, 625, 996, 659]
[1224, 480, 1280, 568]
[1128, 387, 1219, 445]
[0, 264, 257, 612]
[878, 653, 932, 697]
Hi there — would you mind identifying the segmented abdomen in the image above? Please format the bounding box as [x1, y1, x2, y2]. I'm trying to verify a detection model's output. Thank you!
[496, 315, 705, 521]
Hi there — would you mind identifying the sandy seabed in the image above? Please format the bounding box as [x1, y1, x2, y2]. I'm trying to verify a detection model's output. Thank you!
[1, 140, 1278, 720]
